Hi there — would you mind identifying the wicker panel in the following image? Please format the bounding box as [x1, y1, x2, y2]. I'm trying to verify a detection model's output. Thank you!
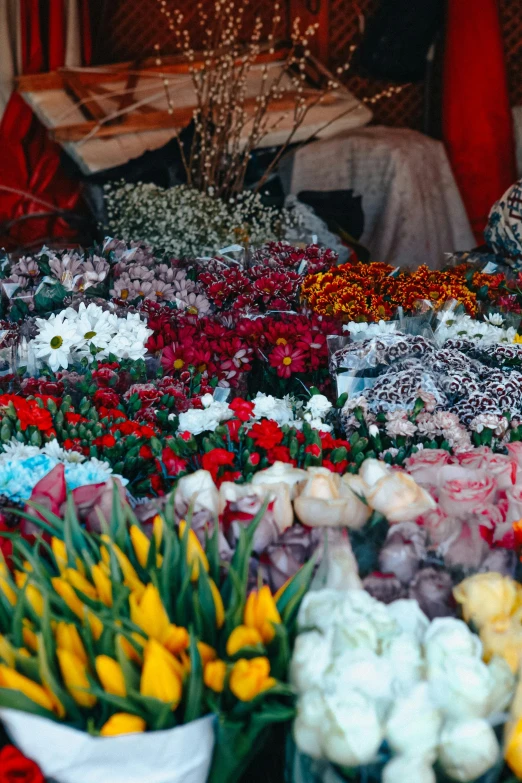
[95, 0, 290, 64]
[499, 0, 522, 107]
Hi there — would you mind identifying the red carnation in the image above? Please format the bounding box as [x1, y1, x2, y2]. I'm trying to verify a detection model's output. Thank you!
[201, 448, 236, 480]
[305, 443, 321, 458]
[248, 420, 284, 450]
[94, 434, 116, 449]
[229, 398, 255, 422]
[0, 745, 44, 783]
[139, 445, 153, 460]
[160, 448, 188, 476]
[93, 388, 121, 409]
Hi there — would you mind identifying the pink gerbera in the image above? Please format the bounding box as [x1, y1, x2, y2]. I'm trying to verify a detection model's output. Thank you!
[269, 343, 307, 378]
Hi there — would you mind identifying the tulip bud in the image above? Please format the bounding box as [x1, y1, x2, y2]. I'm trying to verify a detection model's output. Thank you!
[22, 620, 38, 653]
[100, 713, 146, 737]
[140, 640, 183, 708]
[91, 563, 112, 607]
[51, 538, 68, 574]
[101, 536, 145, 597]
[209, 579, 225, 629]
[63, 568, 97, 600]
[226, 625, 263, 656]
[179, 521, 209, 581]
[197, 642, 217, 666]
[0, 575, 16, 606]
[95, 655, 126, 697]
[229, 657, 276, 702]
[244, 586, 281, 643]
[55, 622, 88, 666]
[163, 624, 189, 656]
[129, 584, 170, 642]
[130, 525, 151, 568]
[57, 648, 96, 708]
[204, 660, 227, 693]
[25, 585, 44, 617]
[0, 664, 56, 714]
[52, 577, 85, 620]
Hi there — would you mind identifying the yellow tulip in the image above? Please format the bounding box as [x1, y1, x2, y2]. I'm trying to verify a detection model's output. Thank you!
[91, 563, 112, 607]
[229, 657, 276, 702]
[179, 521, 209, 581]
[226, 626, 263, 656]
[51, 537, 68, 574]
[117, 632, 145, 665]
[0, 635, 15, 667]
[63, 568, 97, 600]
[204, 660, 226, 693]
[453, 572, 522, 629]
[0, 575, 16, 606]
[152, 515, 163, 549]
[22, 621, 38, 653]
[163, 624, 189, 655]
[25, 585, 44, 617]
[86, 610, 103, 641]
[197, 642, 217, 666]
[56, 648, 96, 708]
[100, 713, 146, 737]
[209, 579, 225, 629]
[95, 655, 126, 697]
[244, 586, 281, 644]
[140, 639, 182, 708]
[506, 718, 522, 776]
[52, 577, 85, 619]
[14, 570, 27, 589]
[0, 664, 56, 713]
[55, 622, 88, 666]
[129, 525, 151, 568]
[129, 584, 170, 642]
[101, 536, 145, 597]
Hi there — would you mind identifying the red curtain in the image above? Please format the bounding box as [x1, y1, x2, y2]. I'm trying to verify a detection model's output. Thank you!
[0, 0, 91, 250]
[442, 0, 517, 243]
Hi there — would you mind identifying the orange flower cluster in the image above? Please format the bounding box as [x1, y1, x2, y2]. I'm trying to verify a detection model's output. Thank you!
[301, 262, 396, 322]
[302, 262, 480, 323]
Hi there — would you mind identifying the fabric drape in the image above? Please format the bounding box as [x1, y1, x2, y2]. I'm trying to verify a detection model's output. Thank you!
[0, 0, 90, 250]
[442, 0, 517, 242]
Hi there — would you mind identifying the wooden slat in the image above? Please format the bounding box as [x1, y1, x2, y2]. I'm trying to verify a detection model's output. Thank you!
[17, 45, 292, 93]
[51, 90, 338, 142]
[62, 72, 108, 122]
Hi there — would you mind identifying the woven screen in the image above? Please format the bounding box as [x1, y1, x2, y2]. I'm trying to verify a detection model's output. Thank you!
[95, 0, 522, 130]
[94, 0, 290, 63]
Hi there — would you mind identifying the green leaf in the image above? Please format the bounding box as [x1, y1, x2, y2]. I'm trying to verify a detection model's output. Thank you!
[183, 630, 203, 723]
[0, 687, 57, 721]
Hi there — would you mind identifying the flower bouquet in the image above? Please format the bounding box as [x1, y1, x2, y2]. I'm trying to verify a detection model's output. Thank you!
[289, 585, 517, 783]
[0, 493, 314, 782]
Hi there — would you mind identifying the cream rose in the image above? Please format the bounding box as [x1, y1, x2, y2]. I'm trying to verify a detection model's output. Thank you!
[365, 471, 437, 523]
[438, 719, 499, 782]
[293, 467, 371, 529]
[250, 461, 307, 499]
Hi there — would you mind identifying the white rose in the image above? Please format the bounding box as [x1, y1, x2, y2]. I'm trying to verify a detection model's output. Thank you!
[438, 719, 499, 781]
[293, 689, 328, 759]
[305, 394, 333, 419]
[294, 468, 371, 529]
[486, 656, 516, 714]
[298, 589, 345, 633]
[366, 471, 437, 523]
[429, 655, 494, 719]
[322, 690, 383, 767]
[290, 630, 333, 693]
[382, 633, 425, 693]
[383, 755, 436, 783]
[386, 599, 430, 644]
[323, 649, 394, 709]
[424, 618, 482, 671]
[174, 470, 218, 516]
[386, 684, 442, 762]
[251, 461, 307, 499]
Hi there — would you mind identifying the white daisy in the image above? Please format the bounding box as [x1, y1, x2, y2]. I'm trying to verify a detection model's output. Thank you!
[0, 440, 40, 464]
[31, 313, 78, 371]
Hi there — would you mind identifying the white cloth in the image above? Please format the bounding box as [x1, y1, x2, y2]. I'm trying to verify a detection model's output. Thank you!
[286, 126, 475, 269]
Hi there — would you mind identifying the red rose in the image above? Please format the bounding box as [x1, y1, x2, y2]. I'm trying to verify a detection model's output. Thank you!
[248, 420, 284, 450]
[0, 745, 44, 783]
[229, 398, 255, 422]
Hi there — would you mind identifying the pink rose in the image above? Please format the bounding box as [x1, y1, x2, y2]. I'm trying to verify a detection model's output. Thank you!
[416, 505, 454, 546]
[443, 522, 490, 570]
[505, 485, 522, 525]
[405, 449, 455, 487]
[439, 475, 497, 519]
[507, 441, 522, 469]
[457, 447, 517, 490]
